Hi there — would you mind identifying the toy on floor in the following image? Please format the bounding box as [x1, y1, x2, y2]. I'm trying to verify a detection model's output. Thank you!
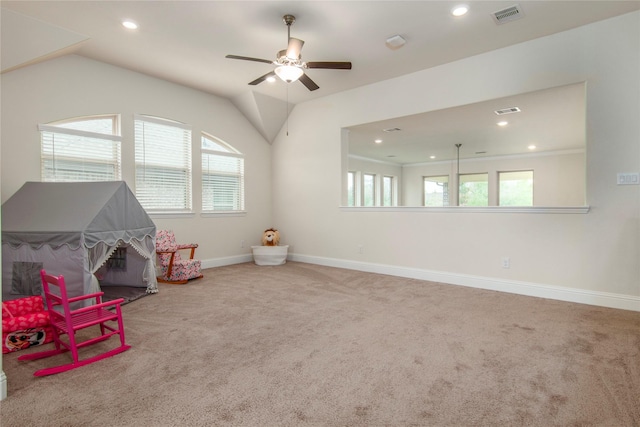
[262, 228, 280, 246]
[2, 296, 54, 354]
[253, 228, 288, 266]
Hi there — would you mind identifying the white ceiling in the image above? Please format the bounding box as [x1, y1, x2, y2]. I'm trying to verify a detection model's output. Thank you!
[3, 1, 639, 104]
[347, 82, 586, 164]
[1, 1, 638, 144]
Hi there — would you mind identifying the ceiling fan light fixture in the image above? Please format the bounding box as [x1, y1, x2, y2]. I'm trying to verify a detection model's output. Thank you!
[274, 65, 304, 83]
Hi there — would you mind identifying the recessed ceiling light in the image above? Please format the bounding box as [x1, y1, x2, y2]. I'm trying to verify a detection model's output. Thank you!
[122, 20, 138, 30]
[528, 145, 537, 150]
[430, 155, 436, 159]
[451, 5, 469, 17]
[374, 139, 383, 144]
[266, 76, 276, 83]
[497, 121, 508, 127]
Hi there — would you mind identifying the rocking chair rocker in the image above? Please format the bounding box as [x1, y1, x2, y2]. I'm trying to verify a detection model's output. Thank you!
[18, 270, 131, 376]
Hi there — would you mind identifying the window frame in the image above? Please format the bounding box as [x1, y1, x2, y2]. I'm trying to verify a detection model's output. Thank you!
[362, 173, 376, 207]
[458, 172, 489, 207]
[39, 114, 122, 182]
[382, 175, 397, 207]
[134, 114, 193, 214]
[201, 132, 245, 213]
[498, 170, 534, 207]
[347, 171, 357, 207]
[423, 175, 450, 207]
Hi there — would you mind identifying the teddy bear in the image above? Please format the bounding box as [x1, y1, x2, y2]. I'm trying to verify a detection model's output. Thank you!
[262, 228, 280, 246]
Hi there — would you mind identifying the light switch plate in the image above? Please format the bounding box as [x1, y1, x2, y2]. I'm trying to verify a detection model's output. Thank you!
[617, 172, 640, 185]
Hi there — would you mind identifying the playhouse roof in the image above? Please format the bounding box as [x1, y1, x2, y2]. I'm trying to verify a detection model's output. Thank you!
[2, 181, 155, 249]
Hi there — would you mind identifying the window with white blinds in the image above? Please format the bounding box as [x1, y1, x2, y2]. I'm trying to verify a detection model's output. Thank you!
[201, 133, 244, 212]
[40, 115, 121, 182]
[134, 114, 192, 212]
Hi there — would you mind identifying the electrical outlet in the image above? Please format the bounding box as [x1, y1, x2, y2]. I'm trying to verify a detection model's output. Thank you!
[241, 240, 245, 248]
[502, 257, 510, 269]
[617, 172, 640, 185]
[358, 245, 364, 254]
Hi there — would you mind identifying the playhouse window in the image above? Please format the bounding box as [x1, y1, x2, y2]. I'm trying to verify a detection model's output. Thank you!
[11, 262, 43, 296]
[105, 247, 127, 271]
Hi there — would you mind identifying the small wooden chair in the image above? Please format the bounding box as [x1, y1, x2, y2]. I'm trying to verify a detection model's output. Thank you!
[18, 270, 131, 376]
[156, 230, 203, 284]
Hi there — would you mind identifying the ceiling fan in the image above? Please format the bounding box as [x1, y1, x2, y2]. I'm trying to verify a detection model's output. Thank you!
[225, 14, 352, 91]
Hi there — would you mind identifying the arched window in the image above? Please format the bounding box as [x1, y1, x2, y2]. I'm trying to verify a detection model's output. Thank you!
[39, 115, 121, 182]
[201, 133, 244, 212]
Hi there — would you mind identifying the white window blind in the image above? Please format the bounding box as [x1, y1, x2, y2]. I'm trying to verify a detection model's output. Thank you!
[134, 114, 192, 212]
[39, 116, 121, 182]
[201, 134, 244, 212]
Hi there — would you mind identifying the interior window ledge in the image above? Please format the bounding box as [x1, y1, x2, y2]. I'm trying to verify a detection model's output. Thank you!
[201, 211, 247, 218]
[148, 212, 196, 219]
[340, 206, 590, 214]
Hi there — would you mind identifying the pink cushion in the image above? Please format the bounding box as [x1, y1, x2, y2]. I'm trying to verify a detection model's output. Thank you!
[2, 296, 53, 353]
[156, 230, 202, 281]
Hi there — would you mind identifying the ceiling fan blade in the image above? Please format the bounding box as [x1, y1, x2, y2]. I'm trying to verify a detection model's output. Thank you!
[286, 38, 304, 59]
[248, 71, 276, 86]
[299, 73, 319, 91]
[226, 55, 274, 65]
[306, 61, 352, 70]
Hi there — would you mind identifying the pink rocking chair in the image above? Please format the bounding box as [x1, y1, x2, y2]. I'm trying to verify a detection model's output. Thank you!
[18, 270, 131, 376]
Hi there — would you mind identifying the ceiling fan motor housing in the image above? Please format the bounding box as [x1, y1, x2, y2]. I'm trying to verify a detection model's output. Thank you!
[283, 14, 296, 26]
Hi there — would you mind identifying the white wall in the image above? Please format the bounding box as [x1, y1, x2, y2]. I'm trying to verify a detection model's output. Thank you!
[1, 55, 273, 260]
[272, 12, 640, 308]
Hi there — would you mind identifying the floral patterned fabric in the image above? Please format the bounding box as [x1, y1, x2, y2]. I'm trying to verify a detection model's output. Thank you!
[2, 296, 54, 353]
[156, 230, 202, 282]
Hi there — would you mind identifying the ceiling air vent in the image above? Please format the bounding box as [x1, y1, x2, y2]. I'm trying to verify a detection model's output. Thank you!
[492, 4, 524, 25]
[383, 127, 402, 132]
[494, 106, 521, 115]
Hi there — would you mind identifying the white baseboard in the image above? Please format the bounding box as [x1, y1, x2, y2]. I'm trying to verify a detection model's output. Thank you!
[199, 252, 640, 312]
[290, 254, 640, 312]
[0, 370, 6, 401]
[201, 254, 253, 269]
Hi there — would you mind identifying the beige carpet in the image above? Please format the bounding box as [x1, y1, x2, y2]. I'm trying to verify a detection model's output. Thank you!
[1, 262, 639, 426]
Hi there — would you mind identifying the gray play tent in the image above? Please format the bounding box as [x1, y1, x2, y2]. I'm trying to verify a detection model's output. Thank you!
[2, 181, 157, 302]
